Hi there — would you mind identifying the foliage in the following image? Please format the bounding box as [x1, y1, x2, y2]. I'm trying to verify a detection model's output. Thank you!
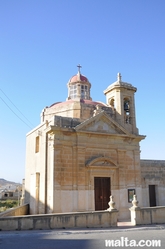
[0, 200, 18, 212]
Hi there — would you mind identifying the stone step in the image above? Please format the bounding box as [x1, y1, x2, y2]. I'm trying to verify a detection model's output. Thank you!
[117, 221, 133, 226]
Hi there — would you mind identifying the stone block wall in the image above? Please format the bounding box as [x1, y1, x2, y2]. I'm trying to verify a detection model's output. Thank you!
[141, 160, 165, 206]
[0, 210, 118, 231]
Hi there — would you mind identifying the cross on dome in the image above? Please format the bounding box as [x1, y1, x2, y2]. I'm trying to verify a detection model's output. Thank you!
[77, 64, 82, 74]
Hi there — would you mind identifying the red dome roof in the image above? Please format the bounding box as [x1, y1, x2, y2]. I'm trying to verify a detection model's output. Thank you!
[70, 73, 88, 83]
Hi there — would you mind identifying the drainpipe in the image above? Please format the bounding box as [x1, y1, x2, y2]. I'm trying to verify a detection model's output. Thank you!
[45, 132, 48, 214]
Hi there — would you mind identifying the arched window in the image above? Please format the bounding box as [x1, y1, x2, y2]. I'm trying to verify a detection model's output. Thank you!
[109, 98, 115, 108]
[124, 98, 131, 124]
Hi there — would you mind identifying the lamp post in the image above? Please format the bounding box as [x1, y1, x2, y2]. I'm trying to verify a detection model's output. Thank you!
[16, 187, 20, 206]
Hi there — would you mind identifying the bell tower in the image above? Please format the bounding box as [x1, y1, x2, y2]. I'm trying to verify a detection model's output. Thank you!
[104, 73, 138, 134]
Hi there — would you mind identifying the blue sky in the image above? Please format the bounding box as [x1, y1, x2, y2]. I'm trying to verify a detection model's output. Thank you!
[0, 0, 165, 183]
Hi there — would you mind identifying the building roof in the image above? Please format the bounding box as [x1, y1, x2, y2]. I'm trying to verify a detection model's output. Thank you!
[49, 99, 106, 108]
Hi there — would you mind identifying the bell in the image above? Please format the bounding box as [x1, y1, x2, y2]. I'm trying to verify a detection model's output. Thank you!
[124, 102, 129, 111]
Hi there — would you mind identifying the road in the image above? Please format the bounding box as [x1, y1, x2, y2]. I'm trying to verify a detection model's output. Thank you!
[0, 225, 165, 249]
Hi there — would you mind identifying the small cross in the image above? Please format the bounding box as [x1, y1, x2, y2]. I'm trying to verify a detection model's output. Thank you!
[77, 64, 82, 73]
[117, 72, 122, 82]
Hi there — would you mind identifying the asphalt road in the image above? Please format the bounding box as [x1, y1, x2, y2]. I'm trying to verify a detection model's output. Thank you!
[0, 225, 165, 249]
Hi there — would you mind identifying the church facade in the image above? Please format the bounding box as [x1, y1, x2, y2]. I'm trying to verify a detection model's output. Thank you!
[24, 66, 165, 220]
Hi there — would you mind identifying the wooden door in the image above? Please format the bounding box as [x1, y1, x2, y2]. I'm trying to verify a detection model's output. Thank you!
[149, 185, 156, 207]
[94, 177, 111, 210]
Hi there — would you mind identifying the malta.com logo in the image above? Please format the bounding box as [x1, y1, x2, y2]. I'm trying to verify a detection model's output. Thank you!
[105, 237, 161, 247]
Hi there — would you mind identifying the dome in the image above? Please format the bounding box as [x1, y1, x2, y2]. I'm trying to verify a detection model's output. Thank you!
[69, 73, 89, 83]
[67, 65, 92, 101]
[49, 99, 106, 108]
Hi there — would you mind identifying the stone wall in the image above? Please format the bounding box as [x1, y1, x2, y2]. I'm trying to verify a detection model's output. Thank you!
[0, 210, 118, 231]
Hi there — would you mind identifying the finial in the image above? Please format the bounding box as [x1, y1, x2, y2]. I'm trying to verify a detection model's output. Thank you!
[77, 64, 82, 74]
[107, 196, 116, 211]
[132, 195, 139, 208]
[117, 72, 122, 82]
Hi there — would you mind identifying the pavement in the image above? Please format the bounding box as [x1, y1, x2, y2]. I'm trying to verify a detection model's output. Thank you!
[1, 224, 165, 249]
[0, 222, 165, 235]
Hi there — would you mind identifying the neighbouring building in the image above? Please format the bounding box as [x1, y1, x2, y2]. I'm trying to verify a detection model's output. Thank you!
[24, 65, 165, 220]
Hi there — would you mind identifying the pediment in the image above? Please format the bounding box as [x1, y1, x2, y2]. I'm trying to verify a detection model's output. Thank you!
[86, 156, 118, 168]
[75, 111, 129, 135]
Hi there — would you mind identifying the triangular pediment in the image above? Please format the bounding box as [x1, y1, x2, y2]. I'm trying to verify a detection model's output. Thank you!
[75, 111, 130, 135]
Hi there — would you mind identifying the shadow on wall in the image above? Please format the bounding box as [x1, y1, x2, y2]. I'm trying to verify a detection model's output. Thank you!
[24, 187, 51, 215]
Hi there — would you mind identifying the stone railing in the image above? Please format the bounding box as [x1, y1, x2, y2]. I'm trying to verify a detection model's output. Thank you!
[129, 195, 165, 225]
[0, 196, 118, 231]
[0, 204, 29, 218]
[0, 209, 118, 231]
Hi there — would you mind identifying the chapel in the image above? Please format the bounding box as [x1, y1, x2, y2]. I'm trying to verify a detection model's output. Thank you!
[24, 65, 165, 220]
